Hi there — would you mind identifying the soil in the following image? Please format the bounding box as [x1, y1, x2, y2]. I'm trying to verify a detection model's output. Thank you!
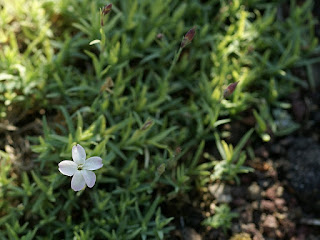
[166, 89, 320, 240]
[166, 76, 320, 238]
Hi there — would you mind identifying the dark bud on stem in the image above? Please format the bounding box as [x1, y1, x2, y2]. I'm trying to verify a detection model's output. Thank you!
[180, 27, 196, 48]
[223, 81, 239, 98]
[102, 3, 112, 15]
[101, 3, 112, 26]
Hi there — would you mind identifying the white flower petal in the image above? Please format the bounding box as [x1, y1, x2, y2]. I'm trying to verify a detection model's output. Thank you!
[71, 170, 86, 191]
[81, 170, 96, 188]
[83, 157, 103, 170]
[58, 160, 77, 176]
[72, 144, 86, 165]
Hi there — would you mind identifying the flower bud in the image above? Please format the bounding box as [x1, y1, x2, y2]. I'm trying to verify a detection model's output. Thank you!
[102, 3, 112, 15]
[180, 27, 196, 48]
[101, 3, 112, 26]
[157, 33, 164, 39]
[223, 81, 239, 98]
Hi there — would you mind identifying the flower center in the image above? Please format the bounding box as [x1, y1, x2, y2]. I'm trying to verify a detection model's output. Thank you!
[77, 164, 84, 170]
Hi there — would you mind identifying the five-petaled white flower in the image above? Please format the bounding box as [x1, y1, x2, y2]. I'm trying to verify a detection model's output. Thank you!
[58, 144, 103, 191]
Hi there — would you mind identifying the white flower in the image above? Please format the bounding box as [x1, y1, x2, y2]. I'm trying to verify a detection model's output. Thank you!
[58, 144, 103, 191]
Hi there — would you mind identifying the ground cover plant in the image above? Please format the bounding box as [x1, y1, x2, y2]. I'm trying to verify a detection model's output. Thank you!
[0, 0, 319, 239]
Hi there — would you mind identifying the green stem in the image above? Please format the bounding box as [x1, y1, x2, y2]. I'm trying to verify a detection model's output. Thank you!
[163, 47, 183, 83]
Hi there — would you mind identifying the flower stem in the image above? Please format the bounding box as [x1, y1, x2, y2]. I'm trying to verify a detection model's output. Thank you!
[163, 47, 183, 83]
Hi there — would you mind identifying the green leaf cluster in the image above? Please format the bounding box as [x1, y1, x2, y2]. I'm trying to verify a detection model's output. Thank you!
[0, 0, 319, 238]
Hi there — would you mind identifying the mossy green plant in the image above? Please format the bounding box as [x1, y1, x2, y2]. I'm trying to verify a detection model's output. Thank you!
[0, 0, 319, 239]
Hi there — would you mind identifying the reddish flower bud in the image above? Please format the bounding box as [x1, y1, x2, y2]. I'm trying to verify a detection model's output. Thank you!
[180, 27, 196, 48]
[223, 81, 239, 98]
[102, 3, 112, 15]
[156, 33, 164, 39]
[101, 3, 112, 26]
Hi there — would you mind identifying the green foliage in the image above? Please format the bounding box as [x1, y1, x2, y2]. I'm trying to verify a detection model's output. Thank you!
[0, 0, 319, 238]
[253, 100, 300, 141]
[197, 129, 254, 186]
[202, 203, 239, 234]
[0, 0, 54, 119]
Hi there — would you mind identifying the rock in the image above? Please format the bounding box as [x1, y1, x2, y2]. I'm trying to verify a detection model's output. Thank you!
[264, 185, 276, 200]
[260, 179, 272, 189]
[274, 198, 286, 211]
[208, 183, 232, 203]
[264, 183, 283, 200]
[276, 186, 284, 196]
[248, 182, 261, 200]
[261, 214, 278, 237]
[286, 138, 320, 212]
[182, 227, 202, 240]
[230, 233, 252, 240]
[261, 214, 278, 228]
[251, 201, 259, 210]
[260, 200, 276, 212]
[241, 223, 264, 240]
